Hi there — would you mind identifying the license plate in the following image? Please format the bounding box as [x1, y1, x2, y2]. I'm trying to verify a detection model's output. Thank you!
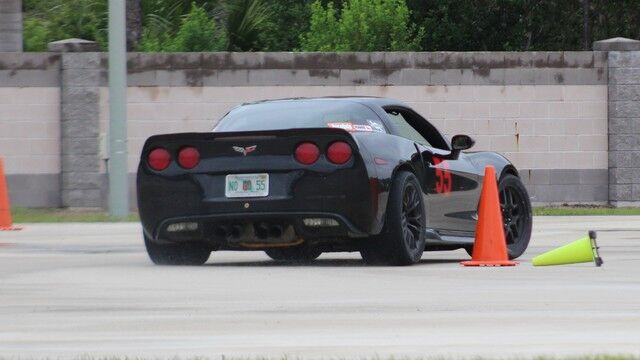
[225, 173, 269, 198]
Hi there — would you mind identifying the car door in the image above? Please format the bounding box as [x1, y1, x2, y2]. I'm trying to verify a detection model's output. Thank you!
[383, 107, 481, 234]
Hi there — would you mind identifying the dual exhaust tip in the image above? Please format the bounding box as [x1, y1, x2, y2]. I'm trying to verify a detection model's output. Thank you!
[253, 222, 283, 239]
[213, 222, 283, 240]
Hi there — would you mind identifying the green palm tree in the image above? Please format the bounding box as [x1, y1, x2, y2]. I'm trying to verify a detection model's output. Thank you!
[224, 0, 273, 51]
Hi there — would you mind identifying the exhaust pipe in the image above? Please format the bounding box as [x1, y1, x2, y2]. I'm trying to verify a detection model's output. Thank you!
[269, 225, 283, 238]
[231, 225, 243, 238]
[254, 222, 269, 239]
[213, 225, 231, 239]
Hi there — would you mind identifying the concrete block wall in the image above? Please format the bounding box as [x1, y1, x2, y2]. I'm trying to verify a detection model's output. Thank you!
[97, 51, 608, 205]
[0, 53, 61, 206]
[608, 51, 640, 206]
[5, 43, 640, 208]
[60, 51, 103, 207]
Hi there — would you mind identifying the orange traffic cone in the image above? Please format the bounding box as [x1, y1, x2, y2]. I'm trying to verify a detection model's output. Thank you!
[461, 165, 516, 266]
[0, 159, 22, 231]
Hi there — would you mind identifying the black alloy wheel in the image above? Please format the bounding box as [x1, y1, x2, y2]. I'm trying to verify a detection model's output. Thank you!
[360, 171, 426, 266]
[401, 182, 424, 253]
[144, 233, 211, 265]
[465, 174, 532, 259]
[499, 174, 532, 259]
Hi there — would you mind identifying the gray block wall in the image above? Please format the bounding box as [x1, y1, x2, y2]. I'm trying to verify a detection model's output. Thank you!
[53, 41, 103, 208]
[0, 53, 61, 208]
[4, 38, 640, 208]
[0, 0, 22, 52]
[608, 50, 640, 206]
[118, 51, 610, 208]
[119, 51, 607, 87]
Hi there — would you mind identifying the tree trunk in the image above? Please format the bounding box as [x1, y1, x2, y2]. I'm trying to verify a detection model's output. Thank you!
[583, 0, 590, 50]
[126, 0, 142, 51]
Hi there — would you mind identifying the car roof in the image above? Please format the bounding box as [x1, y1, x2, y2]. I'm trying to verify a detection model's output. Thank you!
[240, 96, 406, 109]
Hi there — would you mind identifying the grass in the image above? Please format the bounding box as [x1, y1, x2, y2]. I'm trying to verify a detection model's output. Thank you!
[11, 207, 139, 223]
[533, 206, 640, 216]
[7, 205, 640, 223]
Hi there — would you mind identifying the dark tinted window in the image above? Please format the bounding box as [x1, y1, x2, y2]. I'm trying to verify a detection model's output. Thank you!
[386, 110, 431, 146]
[384, 107, 449, 150]
[214, 100, 386, 133]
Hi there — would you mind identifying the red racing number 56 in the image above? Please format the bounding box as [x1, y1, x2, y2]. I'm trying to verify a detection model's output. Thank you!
[432, 157, 452, 194]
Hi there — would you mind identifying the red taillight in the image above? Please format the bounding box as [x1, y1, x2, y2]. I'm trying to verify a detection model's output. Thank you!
[327, 141, 352, 164]
[295, 142, 320, 165]
[148, 148, 171, 171]
[177, 146, 200, 169]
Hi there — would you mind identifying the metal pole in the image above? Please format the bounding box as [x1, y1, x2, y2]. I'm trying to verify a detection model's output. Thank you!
[108, 0, 129, 218]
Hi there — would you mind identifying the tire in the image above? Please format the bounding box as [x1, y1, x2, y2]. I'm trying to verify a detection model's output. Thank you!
[265, 245, 321, 263]
[360, 171, 426, 266]
[465, 174, 532, 259]
[144, 234, 211, 265]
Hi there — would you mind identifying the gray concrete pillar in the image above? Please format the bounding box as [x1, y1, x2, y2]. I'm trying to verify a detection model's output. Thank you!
[49, 39, 104, 208]
[595, 37, 640, 206]
[0, 0, 22, 52]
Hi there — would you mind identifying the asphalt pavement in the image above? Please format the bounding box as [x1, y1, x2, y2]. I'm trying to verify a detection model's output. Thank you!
[1, 217, 639, 358]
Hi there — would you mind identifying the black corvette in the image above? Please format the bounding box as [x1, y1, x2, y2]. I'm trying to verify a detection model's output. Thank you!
[137, 97, 532, 266]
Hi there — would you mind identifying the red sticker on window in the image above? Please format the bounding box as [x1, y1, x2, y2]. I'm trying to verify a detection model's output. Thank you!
[327, 122, 354, 131]
[353, 124, 373, 132]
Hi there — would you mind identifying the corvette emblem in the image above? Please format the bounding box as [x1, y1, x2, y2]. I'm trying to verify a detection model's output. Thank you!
[233, 145, 257, 156]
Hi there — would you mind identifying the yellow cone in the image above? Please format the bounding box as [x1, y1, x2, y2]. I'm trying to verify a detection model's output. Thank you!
[532, 231, 603, 267]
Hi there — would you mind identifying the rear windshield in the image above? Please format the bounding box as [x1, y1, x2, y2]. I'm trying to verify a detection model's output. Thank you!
[214, 100, 387, 134]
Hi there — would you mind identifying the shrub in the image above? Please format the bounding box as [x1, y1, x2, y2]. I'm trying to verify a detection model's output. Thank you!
[257, 0, 311, 51]
[22, 0, 107, 51]
[140, 2, 226, 52]
[23, 17, 49, 51]
[300, 0, 424, 51]
[226, 0, 273, 51]
[169, 2, 227, 51]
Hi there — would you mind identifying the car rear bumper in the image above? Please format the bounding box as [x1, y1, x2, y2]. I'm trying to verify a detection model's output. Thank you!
[145, 211, 370, 248]
[137, 161, 381, 246]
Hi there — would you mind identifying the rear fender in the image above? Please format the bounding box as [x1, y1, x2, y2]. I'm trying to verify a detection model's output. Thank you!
[353, 133, 426, 234]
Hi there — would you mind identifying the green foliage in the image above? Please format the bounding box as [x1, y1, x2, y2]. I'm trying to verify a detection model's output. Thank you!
[141, 2, 226, 51]
[170, 3, 226, 51]
[139, 29, 169, 52]
[139, 0, 219, 43]
[22, 0, 108, 51]
[257, 0, 312, 51]
[23, 18, 49, 51]
[140, 0, 274, 52]
[417, 0, 582, 51]
[299, 1, 338, 51]
[225, 0, 274, 51]
[300, 0, 424, 51]
[589, 0, 640, 45]
[414, 0, 640, 51]
[20, 0, 640, 52]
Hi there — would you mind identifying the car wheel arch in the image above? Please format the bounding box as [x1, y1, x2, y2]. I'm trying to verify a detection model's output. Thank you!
[393, 162, 416, 178]
[390, 162, 427, 197]
[377, 164, 425, 233]
[500, 165, 519, 180]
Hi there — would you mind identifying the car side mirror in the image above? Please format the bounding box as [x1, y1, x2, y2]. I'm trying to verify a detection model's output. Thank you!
[436, 134, 475, 160]
[451, 134, 475, 151]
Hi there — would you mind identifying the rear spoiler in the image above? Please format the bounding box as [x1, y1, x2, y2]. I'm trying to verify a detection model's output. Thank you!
[142, 127, 355, 150]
